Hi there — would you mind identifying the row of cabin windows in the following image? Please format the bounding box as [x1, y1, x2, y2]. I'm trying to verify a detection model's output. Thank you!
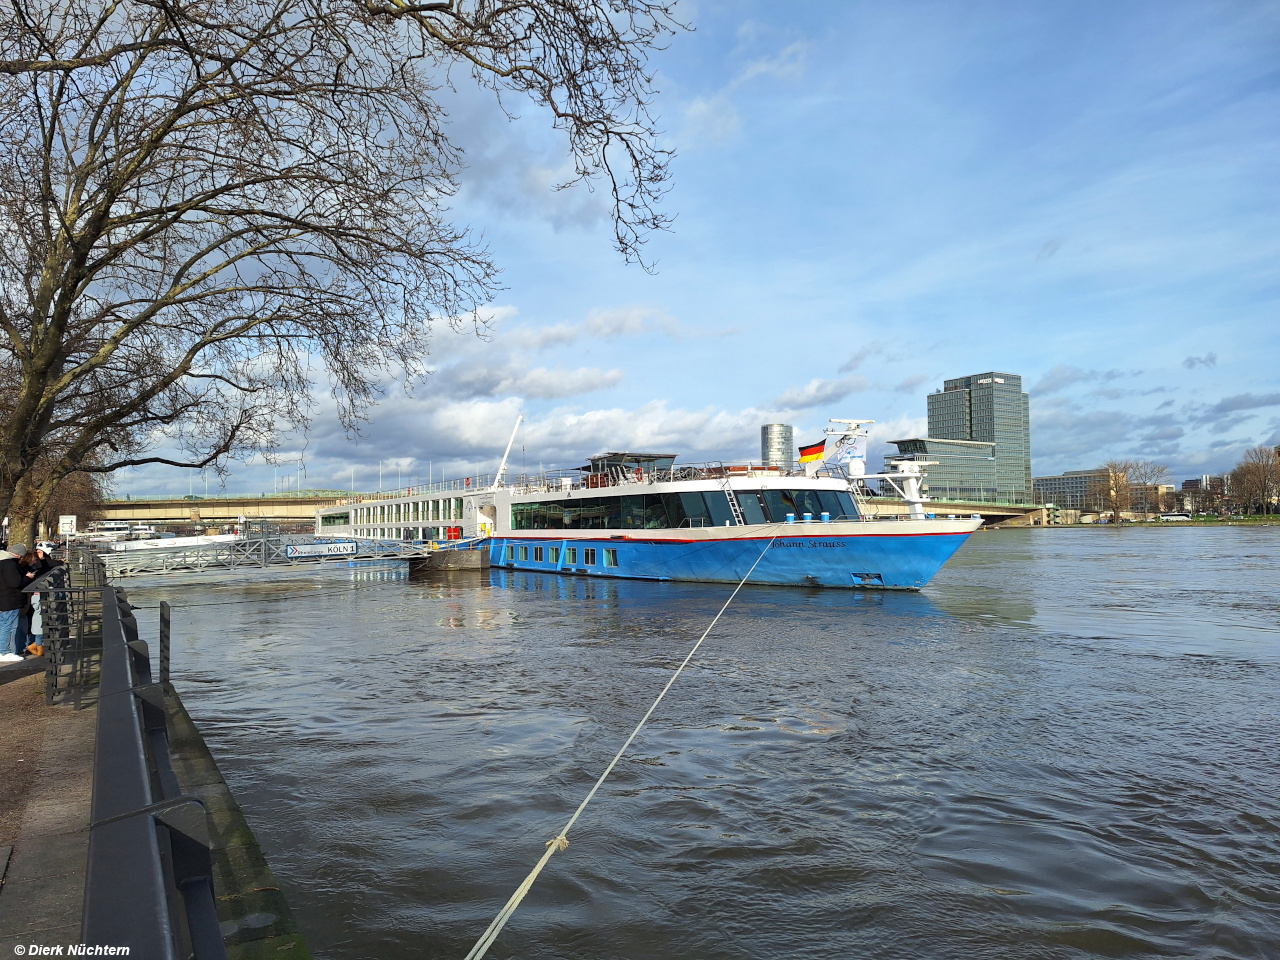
[510, 489, 858, 531]
[357, 527, 456, 540]
[507, 545, 618, 567]
[348, 498, 465, 526]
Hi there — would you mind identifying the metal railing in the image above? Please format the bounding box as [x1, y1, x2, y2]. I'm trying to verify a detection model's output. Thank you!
[24, 553, 106, 706]
[82, 585, 226, 959]
[21, 552, 224, 955]
[499, 461, 850, 496]
[334, 474, 498, 504]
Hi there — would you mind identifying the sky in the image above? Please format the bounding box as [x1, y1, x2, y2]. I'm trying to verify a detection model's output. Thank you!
[116, 0, 1280, 496]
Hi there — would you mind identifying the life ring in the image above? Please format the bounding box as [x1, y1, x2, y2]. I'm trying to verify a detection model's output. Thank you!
[465, 477, 471, 487]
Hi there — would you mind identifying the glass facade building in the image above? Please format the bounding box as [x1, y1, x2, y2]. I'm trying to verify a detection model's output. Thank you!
[887, 438, 998, 501]
[761, 423, 795, 470]
[927, 372, 1031, 503]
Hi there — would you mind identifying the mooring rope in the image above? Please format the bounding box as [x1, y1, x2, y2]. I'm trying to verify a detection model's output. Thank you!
[461, 532, 781, 960]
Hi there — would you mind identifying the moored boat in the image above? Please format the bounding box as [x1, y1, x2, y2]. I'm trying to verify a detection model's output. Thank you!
[314, 419, 983, 589]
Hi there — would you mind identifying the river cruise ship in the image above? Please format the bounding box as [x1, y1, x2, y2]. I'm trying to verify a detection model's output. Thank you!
[313, 425, 983, 589]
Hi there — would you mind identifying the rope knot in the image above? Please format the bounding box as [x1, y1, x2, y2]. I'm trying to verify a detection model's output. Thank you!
[546, 835, 569, 852]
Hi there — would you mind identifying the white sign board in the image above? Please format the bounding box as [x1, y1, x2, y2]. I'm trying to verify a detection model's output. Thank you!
[58, 515, 77, 535]
[285, 542, 358, 559]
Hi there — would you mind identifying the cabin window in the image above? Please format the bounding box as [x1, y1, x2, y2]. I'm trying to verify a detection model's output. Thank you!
[534, 546, 544, 562]
[703, 491, 736, 526]
[519, 545, 529, 561]
[506, 546, 515, 561]
[432, 500, 440, 521]
[737, 493, 768, 525]
[604, 548, 618, 567]
[584, 548, 597, 565]
[510, 493, 743, 530]
[454, 498, 464, 519]
[620, 496, 646, 528]
[550, 547, 561, 564]
[565, 547, 578, 564]
[321, 513, 349, 527]
[679, 492, 713, 526]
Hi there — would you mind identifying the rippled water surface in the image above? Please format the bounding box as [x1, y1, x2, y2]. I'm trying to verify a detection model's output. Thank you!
[126, 527, 1280, 959]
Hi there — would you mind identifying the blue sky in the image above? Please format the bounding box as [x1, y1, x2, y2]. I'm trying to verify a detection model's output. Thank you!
[119, 0, 1280, 495]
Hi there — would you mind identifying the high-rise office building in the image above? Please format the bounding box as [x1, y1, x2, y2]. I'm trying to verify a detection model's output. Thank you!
[761, 423, 794, 470]
[927, 372, 1031, 502]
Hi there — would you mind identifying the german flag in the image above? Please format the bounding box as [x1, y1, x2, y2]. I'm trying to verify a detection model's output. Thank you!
[798, 439, 826, 463]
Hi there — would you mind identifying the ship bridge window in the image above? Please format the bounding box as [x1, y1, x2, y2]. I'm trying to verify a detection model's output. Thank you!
[321, 512, 350, 527]
[760, 489, 859, 521]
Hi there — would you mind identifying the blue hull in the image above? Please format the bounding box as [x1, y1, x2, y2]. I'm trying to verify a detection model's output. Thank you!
[487, 530, 972, 590]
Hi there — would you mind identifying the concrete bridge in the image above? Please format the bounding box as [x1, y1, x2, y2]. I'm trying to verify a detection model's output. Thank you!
[860, 498, 1046, 525]
[99, 493, 348, 526]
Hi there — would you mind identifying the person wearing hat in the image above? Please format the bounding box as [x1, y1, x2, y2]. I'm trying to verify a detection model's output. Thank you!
[0, 542, 26, 662]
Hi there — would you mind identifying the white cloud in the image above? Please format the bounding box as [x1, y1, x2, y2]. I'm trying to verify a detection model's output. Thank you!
[775, 375, 870, 410]
[584, 305, 677, 337]
[516, 367, 624, 399]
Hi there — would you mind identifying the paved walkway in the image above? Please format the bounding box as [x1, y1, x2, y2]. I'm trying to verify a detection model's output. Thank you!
[0, 669, 97, 949]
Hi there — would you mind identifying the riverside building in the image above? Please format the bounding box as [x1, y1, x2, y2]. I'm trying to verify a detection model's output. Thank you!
[1033, 469, 1107, 510]
[887, 438, 998, 501]
[927, 371, 1032, 503]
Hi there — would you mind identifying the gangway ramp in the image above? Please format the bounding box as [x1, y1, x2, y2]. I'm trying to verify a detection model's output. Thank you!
[98, 536, 487, 577]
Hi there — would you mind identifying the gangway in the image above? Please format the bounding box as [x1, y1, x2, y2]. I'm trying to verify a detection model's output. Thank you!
[98, 535, 487, 578]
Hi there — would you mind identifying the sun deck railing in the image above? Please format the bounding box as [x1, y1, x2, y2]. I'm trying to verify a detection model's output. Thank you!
[497, 461, 851, 495]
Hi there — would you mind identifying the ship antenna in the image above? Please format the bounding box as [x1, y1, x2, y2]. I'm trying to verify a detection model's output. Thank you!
[493, 415, 524, 489]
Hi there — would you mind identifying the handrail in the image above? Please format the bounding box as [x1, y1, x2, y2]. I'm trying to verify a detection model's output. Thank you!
[82, 586, 227, 959]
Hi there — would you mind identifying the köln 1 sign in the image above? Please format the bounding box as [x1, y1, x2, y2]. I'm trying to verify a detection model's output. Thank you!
[284, 542, 358, 559]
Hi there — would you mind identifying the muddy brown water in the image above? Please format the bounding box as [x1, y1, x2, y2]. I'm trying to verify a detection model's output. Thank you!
[126, 527, 1280, 959]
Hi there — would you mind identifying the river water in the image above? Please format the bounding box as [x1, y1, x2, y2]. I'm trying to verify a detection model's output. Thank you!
[126, 527, 1280, 959]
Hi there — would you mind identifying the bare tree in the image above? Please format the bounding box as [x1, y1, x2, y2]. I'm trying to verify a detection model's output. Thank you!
[1230, 446, 1280, 515]
[1088, 460, 1132, 522]
[1126, 459, 1169, 520]
[0, 0, 682, 541]
[34, 466, 110, 538]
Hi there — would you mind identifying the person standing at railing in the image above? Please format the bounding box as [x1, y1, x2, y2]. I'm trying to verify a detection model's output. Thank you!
[0, 542, 26, 662]
[18, 548, 52, 657]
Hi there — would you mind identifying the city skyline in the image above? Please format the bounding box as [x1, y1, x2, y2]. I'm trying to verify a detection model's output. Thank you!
[106, 1, 1279, 497]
